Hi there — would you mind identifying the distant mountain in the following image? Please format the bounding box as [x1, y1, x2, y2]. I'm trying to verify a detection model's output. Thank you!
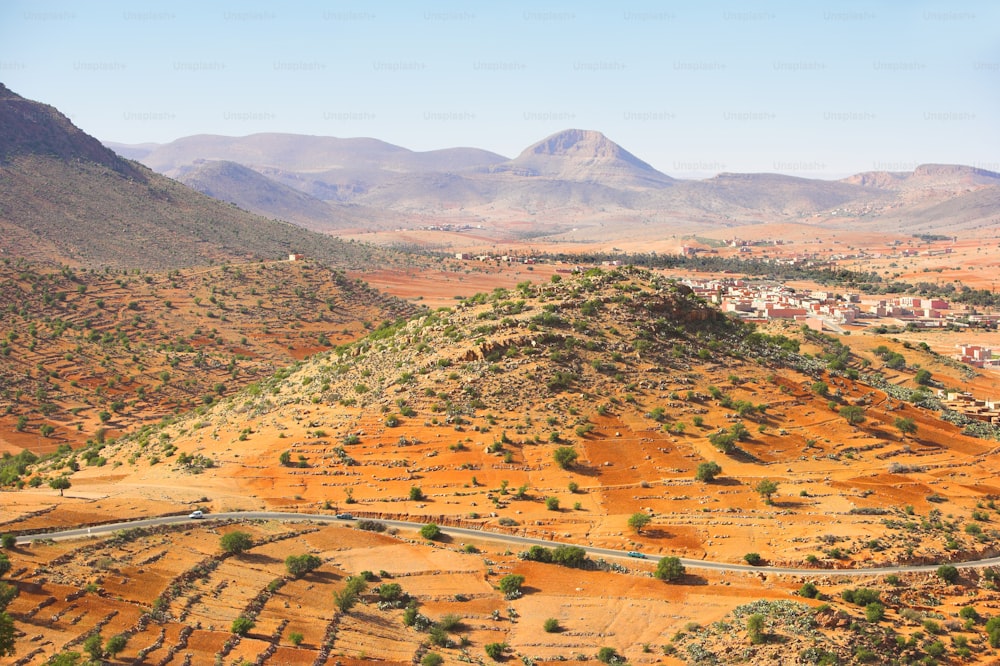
[105, 127, 1000, 239]
[686, 172, 886, 215]
[104, 141, 160, 161]
[491, 129, 674, 188]
[130, 132, 507, 177]
[0, 84, 401, 269]
[176, 159, 338, 229]
[842, 164, 1000, 192]
[174, 159, 415, 232]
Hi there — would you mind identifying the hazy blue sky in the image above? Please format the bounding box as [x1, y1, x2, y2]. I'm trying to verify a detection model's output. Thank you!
[1, 0, 997, 177]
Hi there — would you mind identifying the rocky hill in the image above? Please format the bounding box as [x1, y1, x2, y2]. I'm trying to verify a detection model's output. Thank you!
[0, 258, 421, 454]
[5, 267, 1000, 665]
[843, 163, 1000, 193]
[0, 84, 403, 270]
[61, 266, 998, 571]
[489, 129, 674, 188]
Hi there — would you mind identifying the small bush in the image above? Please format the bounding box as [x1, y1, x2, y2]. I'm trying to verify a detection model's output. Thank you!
[231, 616, 255, 636]
[799, 582, 819, 598]
[420, 523, 441, 540]
[422, 653, 444, 666]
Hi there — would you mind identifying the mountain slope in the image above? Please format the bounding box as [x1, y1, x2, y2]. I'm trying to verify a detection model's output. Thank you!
[0, 84, 400, 269]
[88, 265, 998, 573]
[0, 83, 142, 180]
[492, 128, 674, 188]
[0, 259, 421, 453]
[129, 132, 507, 176]
[105, 127, 1000, 239]
[842, 163, 1000, 192]
[173, 159, 346, 229]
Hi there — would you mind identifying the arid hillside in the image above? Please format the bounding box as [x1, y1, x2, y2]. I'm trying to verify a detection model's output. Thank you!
[0, 258, 420, 455]
[5, 267, 1000, 664]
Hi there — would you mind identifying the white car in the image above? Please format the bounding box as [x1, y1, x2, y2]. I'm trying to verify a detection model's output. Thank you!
[189, 510, 204, 519]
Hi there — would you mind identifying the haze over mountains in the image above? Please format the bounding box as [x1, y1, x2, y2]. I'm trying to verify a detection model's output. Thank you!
[2, 80, 998, 266]
[107, 127, 1000, 239]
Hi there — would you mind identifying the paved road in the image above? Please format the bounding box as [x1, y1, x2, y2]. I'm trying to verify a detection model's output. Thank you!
[15, 511, 1000, 578]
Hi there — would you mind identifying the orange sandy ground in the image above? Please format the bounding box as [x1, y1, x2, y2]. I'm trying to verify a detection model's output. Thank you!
[5, 241, 1000, 662]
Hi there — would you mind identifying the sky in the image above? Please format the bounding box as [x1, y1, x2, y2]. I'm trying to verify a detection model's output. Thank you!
[1, 0, 997, 178]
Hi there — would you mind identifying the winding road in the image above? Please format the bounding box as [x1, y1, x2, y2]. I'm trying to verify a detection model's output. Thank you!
[15, 511, 1000, 578]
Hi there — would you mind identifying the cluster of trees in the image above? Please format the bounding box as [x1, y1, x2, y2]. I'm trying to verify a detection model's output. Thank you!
[874, 345, 907, 370]
[0, 551, 15, 658]
[333, 575, 368, 612]
[285, 554, 322, 578]
[708, 423, 749, 453]
[521, 545, 588, 568]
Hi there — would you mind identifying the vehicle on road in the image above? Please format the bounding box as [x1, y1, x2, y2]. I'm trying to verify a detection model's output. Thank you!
[189, 510, 204, 519]
[335, 513, 353, 520]
[627, 551, 644, 558]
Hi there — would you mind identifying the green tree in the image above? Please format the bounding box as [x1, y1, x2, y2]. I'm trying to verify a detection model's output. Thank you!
[695, 461, 722, 482]
[811, 381, 829, 397]
[628, 512, 651, 534]
[39, 424, 54, 438]
[744, 553, 763, 566]
[409, 486, 425, 501]
[545, 496, 560, 511]
[285, 554, 322, 578]
[865, 602, 885, 622]
[543, 617, 561, 633]
[484, 642, 508, 660]
[553, 446, 578, 469]
[0, 611, 15, 658]
[420, 523, 441, 540]
[49, 476, 71, 496]
[219, 530, 253, 554]
[987, 616, 1000, 647]
[914, 368, 932, 385]
[105, 634, 127, 658]
[0, 554, 9, 578]
[279, 450, 292, 466]
[839, 405, 866, 426]
[708, 430, 737, 453]
[422, 652, 444, 666]
[82, 633, 103, 661]
[439, 613, 463, 632]
[377, 582, 404, 602]
[333, 576, 367, 613]
[1, 534, 17, 549]
[551, 545, 588, 568]
[289, 631, 304, 646]
[231, 616, 255, 635]
[597, 647, 622, 664]
[654, 556, 685, 581]
[45, 653, 81, 666]
[0, 583, 17, 611]
[747, 613, 766, 644]
[498, 574, 525, 598]
[894, 417, 917, 438]
[755, 479, 778, 504]
[937, 564, 959, 584]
